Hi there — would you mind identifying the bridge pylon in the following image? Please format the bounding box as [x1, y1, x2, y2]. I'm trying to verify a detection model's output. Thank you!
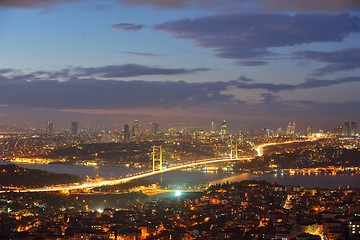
[152, 146, 163, 172]
[229, 138, 239, 159]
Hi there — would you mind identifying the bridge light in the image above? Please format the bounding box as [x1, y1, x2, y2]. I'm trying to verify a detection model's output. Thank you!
[175, 190, 182, 197]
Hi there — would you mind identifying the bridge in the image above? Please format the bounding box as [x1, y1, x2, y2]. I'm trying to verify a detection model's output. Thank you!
[2, 157, 251, 193]
[0, 140, 309, 193]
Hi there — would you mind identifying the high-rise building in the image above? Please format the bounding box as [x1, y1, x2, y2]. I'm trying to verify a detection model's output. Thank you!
[123, 124, 130, 141]
[351, 121, 358, 136]
[211, 119, 216, 133]
[286, 122, 296, 136]
[221, 120, 227, 135]
[46, 121, 53, 135]
[334, 125, 343, 136]
[306, 125, 312, 136]
[152, 122, 159, 135]
[71, 122, 78, 135]
[262, 128, 271, 138]
[133, 120, 140, 138]
[344, 121, 350, 136]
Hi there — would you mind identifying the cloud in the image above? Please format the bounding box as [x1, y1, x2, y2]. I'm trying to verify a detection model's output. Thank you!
[1, 64, 209, 80]
[0, 0, 81, 8]
[238, 76, 254, 82]
[1, 68, 360, 128]
[235, 76, 360, 92]
[72, 64, 209, 78]
[260, 93, 280, 103]
[295, 48, 360, 76]
[119, 0, 360, 12]
[0, 77, 235, 110]
[121, 51, 162, 57]
[110, 23, 145, 32]
[1, 0, 358, 12]
[1, 65, 359, 112]
[155, 13, 360, 64]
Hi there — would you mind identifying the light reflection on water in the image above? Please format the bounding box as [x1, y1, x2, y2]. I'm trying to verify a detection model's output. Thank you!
[1, 162, 359, 189]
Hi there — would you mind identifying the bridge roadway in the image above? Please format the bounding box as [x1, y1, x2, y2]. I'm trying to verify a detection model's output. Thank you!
[2, 157, 252, 193]
[1, 139, 312, 193]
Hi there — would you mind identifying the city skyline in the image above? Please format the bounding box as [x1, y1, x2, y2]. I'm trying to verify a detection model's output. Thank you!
[0, 0, 359, 129]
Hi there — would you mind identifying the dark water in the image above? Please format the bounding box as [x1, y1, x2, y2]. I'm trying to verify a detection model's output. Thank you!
[1, 162, 359, 189]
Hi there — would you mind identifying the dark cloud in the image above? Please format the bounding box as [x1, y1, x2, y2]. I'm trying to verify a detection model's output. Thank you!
[1, 0, 359, 11]
[119, 0, 360, 12]
[1, 64, 209, 80]
[0, 69, 14, 74]
[297, 77, 360, 89]
[155, 13, 360, 64]
[235, 76, 360, 92]
[0, 0, 81, 8]
[72, 64, 209, 78]
[110, 23, 145, 32]
[121, 51, 162, 57]
[1, 69, 359, 129]
[0, 77, 234, 109]
[260, 93, 280, 103]
[238, 76, 253, 82]
[1, 66, 359, 112]
[236, 82, 294, 92]
[295, 48, 360, 76]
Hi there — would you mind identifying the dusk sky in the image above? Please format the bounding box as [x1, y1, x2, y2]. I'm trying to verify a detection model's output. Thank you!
[0, 0, 359, 131]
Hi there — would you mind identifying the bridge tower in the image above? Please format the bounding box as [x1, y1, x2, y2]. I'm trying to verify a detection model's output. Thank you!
[152, 146, 163, 172]
[229, 138, 239, 159]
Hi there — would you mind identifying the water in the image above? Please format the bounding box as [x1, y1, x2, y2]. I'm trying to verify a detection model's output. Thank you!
[208, 172, 360, 189]
[0, 162, 138, 178]
[1, 162, 359, 189]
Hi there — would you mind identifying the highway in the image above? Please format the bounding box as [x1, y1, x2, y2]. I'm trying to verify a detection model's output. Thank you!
[255, 138, 314, 156]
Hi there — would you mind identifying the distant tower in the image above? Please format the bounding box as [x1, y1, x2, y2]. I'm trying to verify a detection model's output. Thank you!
[152, 122, 160, 135]
[334, 125, 343, 136]
[211, 119, 216, 133]
[351, 121, 358, 136]
[221, 120, 227, 135]
[133, 120, 140, 138]
[344, 121, 350, 136]
[306, 126, 312, 136]
[286, 122, 296, 136]
[123, 124, 130, 141]
[71, 122, 78, 135]
[262, 128, 271, 138]
[46, 121, 54, 135]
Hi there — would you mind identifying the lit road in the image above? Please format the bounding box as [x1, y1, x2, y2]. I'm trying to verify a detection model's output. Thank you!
[1, 157, 252, 193]
[255, 138, 316, 157]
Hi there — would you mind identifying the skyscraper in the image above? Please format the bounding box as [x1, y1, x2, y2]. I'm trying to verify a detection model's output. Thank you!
[221, 120, 227, 135]
[71, 122, 78, 135]
[211, 119, 216, 133]
[286, 122, 296, 136]
[344, 121, 350, 136]
[133, 120, 140, 138]
[152, 122, 159, 135]
[123, 124, 130, 141]
[334, 125, 343, 136]
[306, 125, 312, 136]
[46, 121, 53, 135]
[351, 121, 358, 136]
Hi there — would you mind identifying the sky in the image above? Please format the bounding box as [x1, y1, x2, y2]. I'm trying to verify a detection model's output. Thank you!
[0, 0, 359, 132]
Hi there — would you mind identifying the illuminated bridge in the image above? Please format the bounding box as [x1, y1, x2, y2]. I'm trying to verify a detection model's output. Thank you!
[0, 139, 313, 193]
[2, 157, 252, 193]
